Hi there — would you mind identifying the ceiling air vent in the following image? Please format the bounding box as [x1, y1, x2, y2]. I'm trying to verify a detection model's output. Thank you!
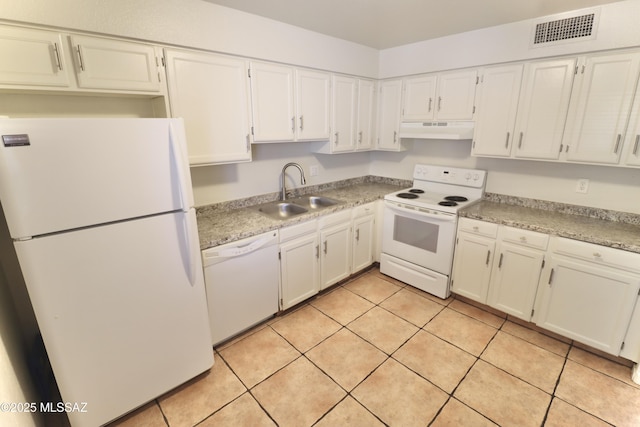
[531, 9, 599, 47]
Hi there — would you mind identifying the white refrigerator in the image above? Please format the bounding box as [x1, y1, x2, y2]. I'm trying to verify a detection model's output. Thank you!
[0, 118, 213, 426]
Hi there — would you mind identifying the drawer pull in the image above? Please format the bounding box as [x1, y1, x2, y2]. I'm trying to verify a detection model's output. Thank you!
[593, 252, 602, 258]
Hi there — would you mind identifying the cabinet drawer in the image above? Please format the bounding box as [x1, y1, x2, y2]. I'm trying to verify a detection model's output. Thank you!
[352, 202, 375, 219]
[550, 236, 640, 275]
[458, 218, 498, 238]
[318, 209, 351, 229]
[279, 219, 317, 243]
[499, 226, 549, 250]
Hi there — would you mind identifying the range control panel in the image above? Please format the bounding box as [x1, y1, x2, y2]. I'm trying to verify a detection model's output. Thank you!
[413, 164, 486, 188]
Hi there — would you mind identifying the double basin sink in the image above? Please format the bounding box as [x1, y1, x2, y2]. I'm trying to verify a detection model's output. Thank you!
[252, 195, 341, 220]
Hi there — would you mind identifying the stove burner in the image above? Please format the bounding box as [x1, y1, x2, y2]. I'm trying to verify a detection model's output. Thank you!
[397, 193, 419, 199]
[444, 196, 468, 202]
[438, 200, 458, 207]
[408, 189, 425, 194]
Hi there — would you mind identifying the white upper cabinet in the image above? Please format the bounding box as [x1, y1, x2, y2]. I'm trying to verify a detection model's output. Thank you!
[0, 26, 70, 88]
[356, 79, 376, 151]
[377, 79, 405, 151]
[250, 62, 330, 142]
[563, 51, 640, 165]
[165, 49, 252, 165]
[402, 70, 477, 121]
[472, 64, 524, 157]
[623, 78, 640, 167]
[317, 76, 375, 154]
[296, 69, 331, 140]
[513, 58, 576, 160]
[330, 75, 357, 152]
[69, 35, 162, 92]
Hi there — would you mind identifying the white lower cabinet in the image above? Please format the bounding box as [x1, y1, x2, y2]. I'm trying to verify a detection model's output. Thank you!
[351, 203, 376, 272]
[534, 237, 640, 356]
[319, 210, 352, 290]
[279, 220, 319, 310]
[451, 218, 497, 302]
[487, 227, 548, 321]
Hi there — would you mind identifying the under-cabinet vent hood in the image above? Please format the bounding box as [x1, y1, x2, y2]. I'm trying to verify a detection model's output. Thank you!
[399, 121, 474, 140]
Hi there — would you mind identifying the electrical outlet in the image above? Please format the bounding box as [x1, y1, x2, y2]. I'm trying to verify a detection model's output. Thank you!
[310, 165, 319, 177]
[576, 178, 589, 193]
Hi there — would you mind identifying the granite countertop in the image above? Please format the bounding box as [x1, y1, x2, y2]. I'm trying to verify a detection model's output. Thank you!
[196, 179, 406, 250]
[460, 197, 640, 254]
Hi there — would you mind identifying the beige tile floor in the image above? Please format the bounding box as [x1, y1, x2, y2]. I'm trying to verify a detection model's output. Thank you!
[110, 267, 640, 427]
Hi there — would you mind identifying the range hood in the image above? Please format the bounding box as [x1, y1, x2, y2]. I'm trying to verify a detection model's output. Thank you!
[399, 121, 475, 140]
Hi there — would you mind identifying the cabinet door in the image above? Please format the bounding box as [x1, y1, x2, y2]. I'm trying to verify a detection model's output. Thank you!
[436, 70, 477, 120]
[69, 35, 161, 92]
[280, 232, 319, 310]
[451, 232, 495, 303]
[514, 58, 576, 160]
[564, 52, 640, 164]
[331, 75, 357, 152]
[535, 255, 640, 355]
[0, 26, 69, 87]
[320, 222, 352, 290]
[488, 242, 544, 321]
[624, 80, 640, 167]
[356, 79, 376, 151]
[165, 49, 252, 165]
[402, 75, 436, 121]
[250, 62, 295, 142]
[472, 64, 523, 157]
[352, 213, 375, 273]
[377, 79, 403, 150]
[296, 69, 331, 140]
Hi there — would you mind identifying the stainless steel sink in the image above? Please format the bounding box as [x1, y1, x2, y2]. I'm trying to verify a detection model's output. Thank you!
[253, 201, 308, 220]
[290, 195, 341, 210]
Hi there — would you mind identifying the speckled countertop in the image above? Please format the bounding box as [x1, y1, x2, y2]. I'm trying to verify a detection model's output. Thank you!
[196, 177, 408, 250]
[460, 193, 640, 254]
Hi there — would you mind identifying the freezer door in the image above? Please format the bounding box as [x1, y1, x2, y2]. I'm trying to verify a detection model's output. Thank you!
[0, 118, 193, 239]
[15, 210, 212, 427]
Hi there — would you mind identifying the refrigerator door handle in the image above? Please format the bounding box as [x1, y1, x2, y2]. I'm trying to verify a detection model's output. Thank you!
[168, 122, 191, 212]
[185, 211, 199, 287]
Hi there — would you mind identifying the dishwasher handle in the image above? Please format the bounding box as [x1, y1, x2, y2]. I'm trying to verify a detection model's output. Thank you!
[202, 232, 278, 266]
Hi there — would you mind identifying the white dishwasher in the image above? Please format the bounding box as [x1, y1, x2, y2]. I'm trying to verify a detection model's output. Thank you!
[202, 230, 280, 345]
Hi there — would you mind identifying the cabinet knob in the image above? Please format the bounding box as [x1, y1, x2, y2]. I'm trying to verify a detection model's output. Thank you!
[593, 252, 602, 258]
[519, 236, 527, 242]
[473, 226, 479, 232]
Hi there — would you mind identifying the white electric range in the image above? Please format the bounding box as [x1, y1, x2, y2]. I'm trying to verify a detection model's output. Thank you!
[380, 164, 487, 298]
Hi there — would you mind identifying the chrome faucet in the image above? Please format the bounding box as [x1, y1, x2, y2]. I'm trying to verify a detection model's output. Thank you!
[281, 162, 306, 200]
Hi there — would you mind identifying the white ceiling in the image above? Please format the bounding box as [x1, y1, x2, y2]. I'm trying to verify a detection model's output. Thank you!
[203, 0, 625, 49]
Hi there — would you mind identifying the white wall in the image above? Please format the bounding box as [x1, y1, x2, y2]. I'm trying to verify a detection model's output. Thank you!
[0, 0, 379, 78]
[370, 141, 640, 214]
[379, 0, 640, 78]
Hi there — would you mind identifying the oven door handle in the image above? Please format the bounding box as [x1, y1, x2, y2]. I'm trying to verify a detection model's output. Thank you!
[385, 202, 457, 223]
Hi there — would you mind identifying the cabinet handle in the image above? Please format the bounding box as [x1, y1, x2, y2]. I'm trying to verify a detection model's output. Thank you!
[356, 228, 360, 241]
[246, 134, 250, 152]
[593, 252, 602, 258]
[75, 45, 85, 72]
[291, 116, 295, 133]
[393, 130, 397, 143]
[52, 42, 63, 71]
[518, 132, 523, 149]
[614, 134, 622, 154]
[634, 135, 640, 156]
[323, 241, 328, 254]
[428, 97, 432, 112]
[505, 132, 510, 148]
[334, 132, 339, 145]
[438, 96, 442, 111]
[473, 226, 479, 232]
[548, 268, 555, 285]
[315, 245, 319, 259]
[498, 253, 504, 269]
[299, 115, 304, 131]
[358, 131, 363, 144]
[485, 250, 491, 266]
[519, 236, 527, 243]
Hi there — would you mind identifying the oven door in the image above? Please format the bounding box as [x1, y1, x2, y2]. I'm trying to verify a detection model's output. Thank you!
[382, 201, 457, 275]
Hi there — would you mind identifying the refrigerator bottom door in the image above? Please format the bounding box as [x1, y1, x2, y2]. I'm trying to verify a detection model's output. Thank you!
[15, 210, 212, 427]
